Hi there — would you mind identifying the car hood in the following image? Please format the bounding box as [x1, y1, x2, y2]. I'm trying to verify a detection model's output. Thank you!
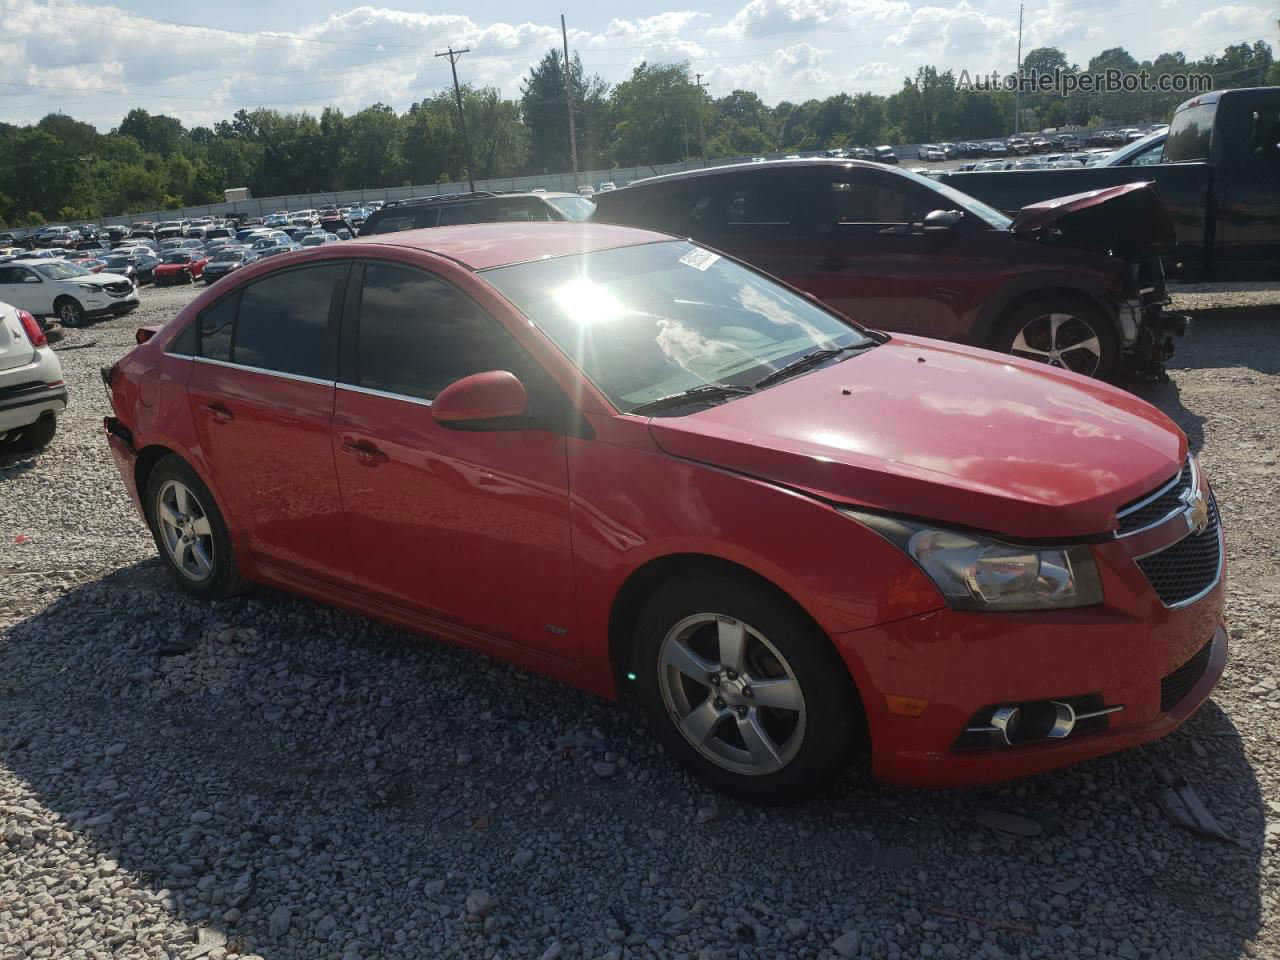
[67, 271, 132, 286]
[645, 336, 1185, 540]
[1010, 182, 1174, 256]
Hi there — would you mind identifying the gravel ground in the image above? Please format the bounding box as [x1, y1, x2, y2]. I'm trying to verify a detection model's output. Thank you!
[1, 282, 1277, 960]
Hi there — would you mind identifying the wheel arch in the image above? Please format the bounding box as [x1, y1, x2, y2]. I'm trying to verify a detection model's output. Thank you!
[972, 275, 1118, 348]
[607, 553, 868, 724]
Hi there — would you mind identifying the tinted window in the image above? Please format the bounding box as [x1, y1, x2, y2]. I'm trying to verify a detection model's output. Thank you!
[0, 266, 33, 284]
[168, 319, 198, 356]
[1164, 102, 1216, 162]
[1245, 98, 1280, 168]
[824, 179, 925, 226]
[233, 265, 345, 378]
[200, 294, 237, 362]
[354, 263, 535, 401]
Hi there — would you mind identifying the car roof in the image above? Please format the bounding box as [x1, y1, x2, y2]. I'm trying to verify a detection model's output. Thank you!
[606, 157, 927, 194]
[347, 222, 670, 271]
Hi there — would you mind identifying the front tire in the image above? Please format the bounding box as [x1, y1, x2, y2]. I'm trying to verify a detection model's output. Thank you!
[632, 574, 862, 805]
[992, 298, 1119, 379]
[144, 455, 247, 600]
[53, 297, 86, 328]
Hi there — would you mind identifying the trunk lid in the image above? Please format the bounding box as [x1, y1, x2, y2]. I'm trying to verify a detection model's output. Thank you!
[0, 303, 35, 372]
[1009, 181, 1175, 257]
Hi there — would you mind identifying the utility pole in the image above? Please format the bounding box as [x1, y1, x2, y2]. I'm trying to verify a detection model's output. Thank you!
[1013, 2, 1024, 135]
[436, 46, 476, 192]
[694, 72, 709, 161]
[561, 15, 579, 189]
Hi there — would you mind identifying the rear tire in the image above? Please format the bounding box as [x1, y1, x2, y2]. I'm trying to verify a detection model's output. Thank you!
[992, 297, 1119, 380]
[1, 415, 56, 453]
[631, 573, 862, 805]
[143, 455, 248, 600]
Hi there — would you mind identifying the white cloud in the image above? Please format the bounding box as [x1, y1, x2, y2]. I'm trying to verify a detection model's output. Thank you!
[712, 0, 909, 40]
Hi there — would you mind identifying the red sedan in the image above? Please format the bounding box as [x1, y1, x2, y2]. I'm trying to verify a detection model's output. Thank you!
[102, 224, 1226, 803]
[153, 251, 210, 286]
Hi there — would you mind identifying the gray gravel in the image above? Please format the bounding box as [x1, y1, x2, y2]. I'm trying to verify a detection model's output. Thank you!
[1, 282, 1277, 959]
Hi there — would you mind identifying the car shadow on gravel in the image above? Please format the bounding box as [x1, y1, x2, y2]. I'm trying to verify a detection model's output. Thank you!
[0, 560, 1267, 959]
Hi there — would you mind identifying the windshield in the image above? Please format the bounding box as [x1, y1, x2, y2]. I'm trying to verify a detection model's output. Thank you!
[32, 261, 91, 280]
[104, 257, 134, 267]
[212, 249, 246, 261]
[545, 196, 596, 221]
[162, 253, 193, 263]
[898, 169, 1012, 229]
[484, 240, 873, 413]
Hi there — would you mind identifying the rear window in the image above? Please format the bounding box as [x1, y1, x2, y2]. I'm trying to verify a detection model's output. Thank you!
[1163, 102, 1216, 163]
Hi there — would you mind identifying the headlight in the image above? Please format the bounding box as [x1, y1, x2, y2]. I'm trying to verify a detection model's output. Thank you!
[842, 510, 1103, 611]
[76, 283, 98, 292]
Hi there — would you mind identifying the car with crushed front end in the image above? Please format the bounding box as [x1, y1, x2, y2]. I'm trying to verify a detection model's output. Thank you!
[102, 223, 1227, 804]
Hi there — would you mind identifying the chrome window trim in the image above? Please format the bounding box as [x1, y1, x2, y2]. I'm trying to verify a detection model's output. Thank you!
[336, 381, 434, 408]
[192, 355, 334, 388]
[1114, 457, 1196, 539]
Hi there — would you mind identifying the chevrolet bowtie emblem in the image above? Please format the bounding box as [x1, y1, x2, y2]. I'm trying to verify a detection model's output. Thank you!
[1183, 490, 1210, 536]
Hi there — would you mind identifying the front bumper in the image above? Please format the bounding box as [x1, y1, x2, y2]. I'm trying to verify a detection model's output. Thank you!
[836, 466, 1227, 787]
[838, 602, 1226, 787]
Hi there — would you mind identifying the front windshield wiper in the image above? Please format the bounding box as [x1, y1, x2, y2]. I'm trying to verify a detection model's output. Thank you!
[752, 343, 875, 390]
[628, 383, 754, 415]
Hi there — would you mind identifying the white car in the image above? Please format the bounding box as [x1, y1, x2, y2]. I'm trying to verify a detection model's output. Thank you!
[0, 259, 139, 328]
[597, 181, 617, 192]
[577, 185, 595, 197]
[0, 300, 65, 453]
[917, 144, 946, 162]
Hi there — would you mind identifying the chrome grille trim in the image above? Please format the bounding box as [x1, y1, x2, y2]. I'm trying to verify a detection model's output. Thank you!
[1115, 457, 1197, 538]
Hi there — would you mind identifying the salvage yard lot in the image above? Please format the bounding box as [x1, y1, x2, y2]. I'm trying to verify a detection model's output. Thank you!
[0, 283, 1277, 960]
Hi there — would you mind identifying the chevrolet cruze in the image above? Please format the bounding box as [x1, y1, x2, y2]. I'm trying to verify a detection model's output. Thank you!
[103, 223, 1227, 804]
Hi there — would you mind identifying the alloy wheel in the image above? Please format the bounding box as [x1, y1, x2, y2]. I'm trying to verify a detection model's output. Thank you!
[1010, 312, 1103, 376]
[58, 300, 85, 327]
[156, 479, 215, 581]
[658, 613, 806, 776]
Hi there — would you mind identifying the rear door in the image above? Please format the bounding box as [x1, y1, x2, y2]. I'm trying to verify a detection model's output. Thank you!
[670, 168, 829, 295]
[185, 261, 356, 585]
[0, 265, 51, 316]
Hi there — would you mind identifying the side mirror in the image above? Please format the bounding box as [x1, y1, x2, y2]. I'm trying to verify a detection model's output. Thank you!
[922, 209, 963, 233]
[431, 371, 529, 430]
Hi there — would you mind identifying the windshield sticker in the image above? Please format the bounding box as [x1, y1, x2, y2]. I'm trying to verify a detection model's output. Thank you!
[679, 248, 721, 271]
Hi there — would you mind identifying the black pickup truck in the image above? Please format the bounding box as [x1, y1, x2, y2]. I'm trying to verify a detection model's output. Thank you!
[939, 87, 1280, 281]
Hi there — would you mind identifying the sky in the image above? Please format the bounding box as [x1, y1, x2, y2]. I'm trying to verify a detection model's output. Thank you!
[1, 0, 1275, 130]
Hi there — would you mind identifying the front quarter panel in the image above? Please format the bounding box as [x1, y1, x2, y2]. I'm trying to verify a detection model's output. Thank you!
[568, 414, 945, 675]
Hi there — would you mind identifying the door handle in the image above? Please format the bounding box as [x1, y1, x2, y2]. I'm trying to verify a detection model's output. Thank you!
[816, 257, 852, 272]
[341, 438, 388, 466]
[200, 402, 233, 423]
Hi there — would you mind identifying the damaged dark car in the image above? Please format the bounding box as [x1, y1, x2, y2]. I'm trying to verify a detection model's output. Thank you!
[591, 159, 1187, 378]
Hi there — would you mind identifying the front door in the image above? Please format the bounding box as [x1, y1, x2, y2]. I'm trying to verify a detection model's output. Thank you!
[184, 261, 355, 585]
[331, 261, 578, 658]
[1216, 92, 1280, 278]
[801, 170, 980, 340]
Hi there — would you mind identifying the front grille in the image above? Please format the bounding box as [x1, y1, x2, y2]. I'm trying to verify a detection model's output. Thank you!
[1117, 459, 1192, 534]
[1160, 640, 1212, 712]
[1135, 495, 1222, 606]
[103, 281, 133, 296]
